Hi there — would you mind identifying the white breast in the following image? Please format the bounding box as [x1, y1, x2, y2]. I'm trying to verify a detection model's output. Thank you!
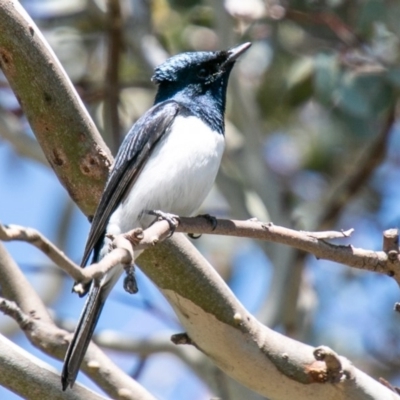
[107, 115, 225, 236]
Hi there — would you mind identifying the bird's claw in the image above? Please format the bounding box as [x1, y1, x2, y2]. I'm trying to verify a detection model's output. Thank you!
[198, 214, 218, 230]
[188, 214, 217, 239]
[124, 264, 138, 294]
[188, 232, 202, 239]
[147, 210, 179, 237]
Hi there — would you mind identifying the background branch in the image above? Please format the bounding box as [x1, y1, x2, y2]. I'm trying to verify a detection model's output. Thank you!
[0, 243, 156, 400]
[104, 0, 123, 152]
[317, 104, 396, 228]
[0, 109, 48, 166]
[0, 242, 52, 324]
[0, 333, 107, 400]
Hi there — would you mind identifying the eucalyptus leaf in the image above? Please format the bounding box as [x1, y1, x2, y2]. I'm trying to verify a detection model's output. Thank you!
[335, 72, 390, 117]
[314, 53, 339, 105]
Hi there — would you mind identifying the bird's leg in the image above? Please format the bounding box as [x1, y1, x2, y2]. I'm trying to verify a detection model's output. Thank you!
[188, 213, 217, 239]
[124, 264, 138, 294]
[146, 210, 179, 237]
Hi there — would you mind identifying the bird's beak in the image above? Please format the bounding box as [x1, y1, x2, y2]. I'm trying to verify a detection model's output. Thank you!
[226, 42, 252, 63]
[219, 42, 251, 72]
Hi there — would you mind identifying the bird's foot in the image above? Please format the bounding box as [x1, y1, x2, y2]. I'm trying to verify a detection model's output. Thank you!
[124, 264, 138, 294]
[147, 210, 179, 237]
[124, 228, 144, 247]
[188, 214, 217, 239]
[198, 213, 218, 230]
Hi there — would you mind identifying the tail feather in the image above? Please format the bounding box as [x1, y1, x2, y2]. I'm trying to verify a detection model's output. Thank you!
[61, 281, 106, 390]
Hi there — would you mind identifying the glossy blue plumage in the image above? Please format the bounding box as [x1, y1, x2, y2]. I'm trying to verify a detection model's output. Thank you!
[153, 49, 234, 134]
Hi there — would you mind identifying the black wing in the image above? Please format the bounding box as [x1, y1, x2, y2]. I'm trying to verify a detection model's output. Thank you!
[81, 100, 181, 267]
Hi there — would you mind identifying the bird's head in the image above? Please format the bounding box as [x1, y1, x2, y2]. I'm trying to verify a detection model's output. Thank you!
[152, 43, 251, 108]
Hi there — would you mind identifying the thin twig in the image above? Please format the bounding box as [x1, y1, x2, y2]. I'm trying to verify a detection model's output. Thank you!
[0, 298, 31, 328]
[284, 9, 361, 46]
[0, 224, 79, 277]
[3, 217, 399, 286]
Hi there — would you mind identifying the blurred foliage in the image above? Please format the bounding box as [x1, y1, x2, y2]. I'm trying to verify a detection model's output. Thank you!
[3, 0, 400, 398]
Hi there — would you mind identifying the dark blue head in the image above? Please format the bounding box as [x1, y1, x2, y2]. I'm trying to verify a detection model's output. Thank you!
[152, 43, 251, 132]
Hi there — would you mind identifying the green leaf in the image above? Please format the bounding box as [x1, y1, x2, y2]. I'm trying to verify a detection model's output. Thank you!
[335, 72, 391, 117]
[314, 53, 339, 105]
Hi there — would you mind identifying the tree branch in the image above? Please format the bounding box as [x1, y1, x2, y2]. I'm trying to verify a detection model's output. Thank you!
[4, 215, 399, 398]
[0, 241, 53, 324]
[3, 216, 399, 295]
[1, 2, 398, 398]
[0, 109, 48, 166]
[94, 217, 400, 286]
[0, 0, 112, 216]
[104, 0, 123, 152]
[0, 224, 79, 277]
[139, 233, 398, 399]
[317, 104, 396, 228]
[0, 244, 156, 400]
[0, 332, 108, 400]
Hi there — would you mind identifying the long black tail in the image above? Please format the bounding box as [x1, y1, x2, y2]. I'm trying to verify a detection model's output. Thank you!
[61, 280, 106, 390]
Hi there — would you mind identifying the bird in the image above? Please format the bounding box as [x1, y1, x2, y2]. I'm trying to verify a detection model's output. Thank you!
[61, 42, 251, 390]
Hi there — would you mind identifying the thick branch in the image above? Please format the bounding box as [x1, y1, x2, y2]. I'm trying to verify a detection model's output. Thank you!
[0, 0, 112, 216]
[94, 331, 262, 400]
[0, 332, 107, 400]
[139, 234, 397, 399]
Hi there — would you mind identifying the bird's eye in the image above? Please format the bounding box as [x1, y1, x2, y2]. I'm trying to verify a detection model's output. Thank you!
[197, 68, 209, 79]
